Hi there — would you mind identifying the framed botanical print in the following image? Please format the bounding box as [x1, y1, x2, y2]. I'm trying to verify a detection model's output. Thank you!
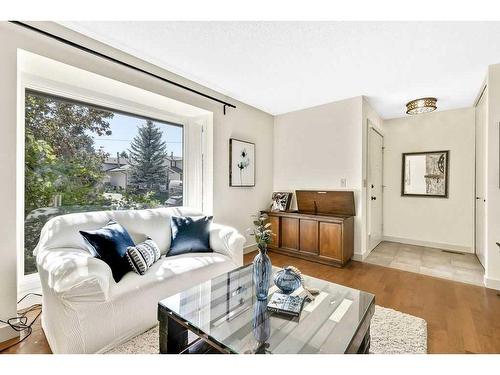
[229, 138, 255, 187]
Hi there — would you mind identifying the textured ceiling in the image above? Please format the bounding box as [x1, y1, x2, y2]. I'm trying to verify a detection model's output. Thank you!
[59, 21, 500, 118]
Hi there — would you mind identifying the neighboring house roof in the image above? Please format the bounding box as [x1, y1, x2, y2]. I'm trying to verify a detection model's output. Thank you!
[166, 155, 182, 162]
[168, 166, 183, 174]
[102, 157, 130, 172]
[162, 158, 183, 166]
[106, 164, 181, 175]
[105, 156, 130, 165]
[102, 165, 116, 172]
[106, 164, 132, 173]
[105, 156, 181, 165]
[103, 156, 183, 174]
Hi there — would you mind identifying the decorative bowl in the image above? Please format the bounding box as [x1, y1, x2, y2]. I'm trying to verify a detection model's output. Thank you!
[273, 266, 302, 294]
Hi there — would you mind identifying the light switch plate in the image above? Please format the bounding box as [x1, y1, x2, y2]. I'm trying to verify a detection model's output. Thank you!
[340, 178, 347, 188]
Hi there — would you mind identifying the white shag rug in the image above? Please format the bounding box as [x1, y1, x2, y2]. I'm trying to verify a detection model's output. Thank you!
[107, 305, 427, 354]
[370, 306, 427, 354]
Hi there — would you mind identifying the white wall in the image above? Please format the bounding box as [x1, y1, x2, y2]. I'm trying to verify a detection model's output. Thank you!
[484, 63, 500, 289]
[382, 108, 475, 252]
[273, 96, 365, 254]
[0, 24, 19, 343]
[0, 21, 274, 343]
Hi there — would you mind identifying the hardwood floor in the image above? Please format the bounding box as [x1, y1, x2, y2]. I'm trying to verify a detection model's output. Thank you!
[2, 252, 500, 354]
[0, 311, 50, 354]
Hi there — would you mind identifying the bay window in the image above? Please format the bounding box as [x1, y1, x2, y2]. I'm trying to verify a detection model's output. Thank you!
[18, 50, 213, 287]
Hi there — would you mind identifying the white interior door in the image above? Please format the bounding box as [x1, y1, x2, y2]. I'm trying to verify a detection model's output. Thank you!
[368, 126, 384, 251]
[475, 89, 487, 267]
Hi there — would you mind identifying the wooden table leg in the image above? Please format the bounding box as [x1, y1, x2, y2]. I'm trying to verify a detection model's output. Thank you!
[159, 314, 188, 354]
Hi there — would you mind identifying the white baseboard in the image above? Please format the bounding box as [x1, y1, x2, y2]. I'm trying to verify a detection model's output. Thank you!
[352, 253, 367, 261]
[484, 275, 500, 290]
[244, 243, 258, 254]
[0, 323, 18, 344]
[382, 236, 473, 254]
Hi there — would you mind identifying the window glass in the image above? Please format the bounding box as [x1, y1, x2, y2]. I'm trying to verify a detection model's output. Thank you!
[24, 90, 183, 275]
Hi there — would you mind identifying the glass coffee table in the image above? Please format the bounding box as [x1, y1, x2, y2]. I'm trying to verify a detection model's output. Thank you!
[158, 265, 375, 354]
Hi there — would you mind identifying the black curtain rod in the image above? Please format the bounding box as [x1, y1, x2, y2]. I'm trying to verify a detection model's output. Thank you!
[9, 21, 236, 114]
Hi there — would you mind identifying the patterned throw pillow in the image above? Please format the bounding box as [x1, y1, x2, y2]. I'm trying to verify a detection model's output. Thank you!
[126, 238, 161, 275]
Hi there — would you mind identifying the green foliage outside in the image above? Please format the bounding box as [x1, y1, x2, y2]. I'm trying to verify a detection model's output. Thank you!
[24, 93, 168, 275]
[24, 93, 113, 215]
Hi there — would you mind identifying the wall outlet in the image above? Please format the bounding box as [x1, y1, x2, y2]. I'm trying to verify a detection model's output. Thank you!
[340, 178, 347, 188]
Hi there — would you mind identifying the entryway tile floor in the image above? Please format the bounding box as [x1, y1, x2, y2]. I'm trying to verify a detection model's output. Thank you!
[364, 241, 484, 286]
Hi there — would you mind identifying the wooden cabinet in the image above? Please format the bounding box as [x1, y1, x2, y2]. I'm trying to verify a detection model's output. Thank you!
[264, 190, 355, 267]
[265, 211, 354, 267]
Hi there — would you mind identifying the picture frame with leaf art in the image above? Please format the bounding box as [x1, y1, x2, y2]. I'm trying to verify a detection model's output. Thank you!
[229, 138, 255, 187]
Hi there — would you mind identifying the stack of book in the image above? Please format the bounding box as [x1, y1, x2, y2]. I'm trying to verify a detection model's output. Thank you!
[267, 292, 306, 318]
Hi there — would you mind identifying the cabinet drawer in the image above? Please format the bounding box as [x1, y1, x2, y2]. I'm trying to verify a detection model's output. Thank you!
[299, 219, 318, 254]
[281, 217, 299, 250]
[319, 222, 342, 260]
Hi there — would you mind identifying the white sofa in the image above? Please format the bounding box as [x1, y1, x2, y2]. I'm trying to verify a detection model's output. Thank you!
[34, 207, 245, 354]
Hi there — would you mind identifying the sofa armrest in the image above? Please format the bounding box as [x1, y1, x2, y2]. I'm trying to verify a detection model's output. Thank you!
[37, 248, 112, 303]
[209, 224, 246, 266]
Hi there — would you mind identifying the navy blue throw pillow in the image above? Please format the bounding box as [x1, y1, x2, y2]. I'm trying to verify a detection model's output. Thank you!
[79, 221, 135, 282]
[168, 216, 213, 257]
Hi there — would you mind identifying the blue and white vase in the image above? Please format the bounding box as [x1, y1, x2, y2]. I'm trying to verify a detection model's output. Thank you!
[252, 299, 270, 345]
[253, 244, 272, 300]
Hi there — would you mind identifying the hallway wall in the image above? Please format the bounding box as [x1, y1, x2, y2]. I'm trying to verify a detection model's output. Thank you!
[382, 108, 475, 252]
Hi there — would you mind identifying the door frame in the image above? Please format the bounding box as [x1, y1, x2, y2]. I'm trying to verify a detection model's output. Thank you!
[473, 84, 487, 267]
[366, 121, 384, 253]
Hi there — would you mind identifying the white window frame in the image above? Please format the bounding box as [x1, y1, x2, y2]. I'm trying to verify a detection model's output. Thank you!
[17, 54, 213, 294]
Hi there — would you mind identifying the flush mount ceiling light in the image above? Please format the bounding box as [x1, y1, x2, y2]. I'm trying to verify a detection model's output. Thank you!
[405, 97, 437, 115]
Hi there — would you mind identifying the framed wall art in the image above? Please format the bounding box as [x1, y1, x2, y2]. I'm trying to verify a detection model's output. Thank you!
[270, 192, 293, 211]
[229, 138, 255, 187]
[402, 150, 449, 198]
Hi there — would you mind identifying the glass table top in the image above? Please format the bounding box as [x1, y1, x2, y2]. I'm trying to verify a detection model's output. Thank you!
[159, 265, 375, 354]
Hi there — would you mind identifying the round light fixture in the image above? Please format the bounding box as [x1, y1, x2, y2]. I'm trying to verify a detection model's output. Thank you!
[406, 97, 437, 115]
